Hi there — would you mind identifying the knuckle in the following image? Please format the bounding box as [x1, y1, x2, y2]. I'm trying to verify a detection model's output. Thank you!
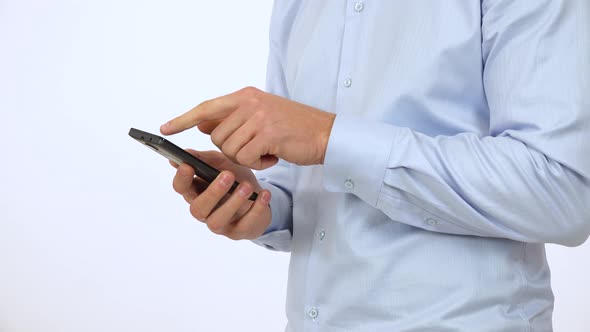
[172, 175, 189, 193]
[213, 179, 233, 196]
[235, 151, 252, 166]
[245, 97, 260, 107]
[221, 141, 238, 158]
[251, 110, 273, 127]
[259, 126, 276, 141]
[252, 109, 265, 122]
[261, 111, 276, 127]
[210, 130, 223, 147]
[226, 231, 243, 241]
[183, 194, 195, 204]
[239, 181, 252, 194]
[208, 185, 224, 197]
[241, 86, 260, 97]
[207, 222, 225, 235]
[190, 204, 206, 221]
[172, 180, 182, 193]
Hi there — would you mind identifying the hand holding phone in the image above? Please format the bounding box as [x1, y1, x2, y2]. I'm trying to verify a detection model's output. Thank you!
[129, 128, 258, 201]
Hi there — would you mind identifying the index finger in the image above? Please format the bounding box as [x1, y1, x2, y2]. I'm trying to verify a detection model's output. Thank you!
[160, 95, 239, 135]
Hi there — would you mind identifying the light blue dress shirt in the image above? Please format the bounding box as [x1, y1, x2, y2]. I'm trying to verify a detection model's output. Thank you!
[253, 1, 590, 331]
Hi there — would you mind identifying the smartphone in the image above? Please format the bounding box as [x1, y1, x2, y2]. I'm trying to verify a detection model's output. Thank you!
[129, 128, 258, 201]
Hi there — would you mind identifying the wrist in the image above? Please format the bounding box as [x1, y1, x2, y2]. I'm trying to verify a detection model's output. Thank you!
[319, 112, 336, 164]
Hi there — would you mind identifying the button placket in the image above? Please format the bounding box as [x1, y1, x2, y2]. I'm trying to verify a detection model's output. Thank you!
[334, 0, 363, 113]
[303, 1, 364, 324]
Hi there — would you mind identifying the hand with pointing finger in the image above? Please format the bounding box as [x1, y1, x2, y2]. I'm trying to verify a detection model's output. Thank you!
[160, 86, 336, 170]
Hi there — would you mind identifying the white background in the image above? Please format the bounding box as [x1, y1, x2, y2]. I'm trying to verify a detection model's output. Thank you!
[0, 1, 588, 331]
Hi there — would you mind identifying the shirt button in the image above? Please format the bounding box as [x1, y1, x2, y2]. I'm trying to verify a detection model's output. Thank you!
[308, 307, 319, 320]
[344, 178, 354, 189]
[425, 217, 438, 226]
[319, 229, 326, 241]
[343, 78, 352, 88]
[354, 2, 365, 13]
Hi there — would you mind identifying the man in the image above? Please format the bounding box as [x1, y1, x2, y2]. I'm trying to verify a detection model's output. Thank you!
[160, 1, 590, 331]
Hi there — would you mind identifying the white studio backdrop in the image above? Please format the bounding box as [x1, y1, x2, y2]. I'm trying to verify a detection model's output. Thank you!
[0, 1, 588, 331]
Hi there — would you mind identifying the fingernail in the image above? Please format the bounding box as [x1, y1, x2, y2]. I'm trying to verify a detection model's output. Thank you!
[261, 191, 271, 204]
[160, 122, 170, 132]
[219, 172, 232, 187]
[238, 184, 252, 197]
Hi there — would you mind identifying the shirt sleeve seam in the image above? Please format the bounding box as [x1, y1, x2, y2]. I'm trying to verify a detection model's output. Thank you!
[375, 135, 396, 208]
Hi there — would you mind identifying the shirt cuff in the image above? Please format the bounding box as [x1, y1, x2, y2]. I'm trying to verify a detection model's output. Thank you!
[250, 181, 292, 252]
[323, 114, 397, 207]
